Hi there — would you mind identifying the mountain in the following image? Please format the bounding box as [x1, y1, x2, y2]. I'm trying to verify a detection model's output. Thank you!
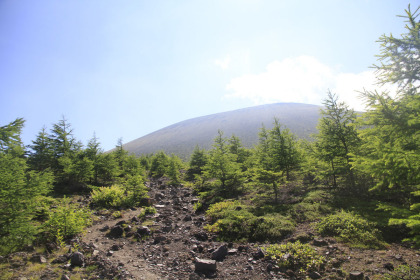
[123, 103, 322, 160]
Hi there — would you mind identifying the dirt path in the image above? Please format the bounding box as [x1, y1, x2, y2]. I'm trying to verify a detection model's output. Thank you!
[81, 180, 420, 280]
[83, 207, 162, 280]
[82, 180, 273, 279]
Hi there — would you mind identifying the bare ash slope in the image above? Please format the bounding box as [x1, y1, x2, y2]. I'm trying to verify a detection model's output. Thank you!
[123, 103, 321, 159]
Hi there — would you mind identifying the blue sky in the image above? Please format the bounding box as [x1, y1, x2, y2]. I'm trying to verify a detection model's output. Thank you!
[0, 0, 414, 151]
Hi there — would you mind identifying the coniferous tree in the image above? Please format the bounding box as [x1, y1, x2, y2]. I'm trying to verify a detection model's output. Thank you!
[85, 133, 102, 184]
[353, 5, 420, 245]
[254, 120, 300, 203]
[28, 127, 54, 172]
[0, 119, 53, 254]
[149, 151, 169, 178]
[203, 130, 244, 197]
[0, 118, 25, 156]
[315, 91, 360, 189]
[167, 154, 183, 185]
[186, 145, 208, 181]
[268, 118, 300, 180]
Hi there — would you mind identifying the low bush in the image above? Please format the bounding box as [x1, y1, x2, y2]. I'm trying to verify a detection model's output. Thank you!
[289, 201, 331, 223]
[91, 183, 149, 209]
[263, 241, 325, 275]
[43, 197, 92, 242]
[316, 210, 385, 248]
[205, 200, 246, 222]
[383, 264, 420, 280]
[91, 185, 126, 208]
[250, 214, 295, 242]
[302, 190, 331, 204]
[204, 201, 295, 242]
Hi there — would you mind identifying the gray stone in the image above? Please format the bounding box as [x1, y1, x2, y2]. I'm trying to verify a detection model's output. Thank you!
[252, 248, 265, 260]
[108, 225, 124, 238]
[99, 225, 110, 232]
[52, 254, 69, 264]
[70, 252, 84, 267]
[183, 215, 192, 221]
[349, 271, 364, 280]
[312, 238, 328, 246]
[92, 250, 100, 257]
[111, 244, 121, 251]
[228, 248, 238, 255]
[31, 254, 47, 263]
[384, 262, 394, 271]
[193, 231, 208, 241]
[115, 220, 127, 226]
[211, 245, 228, 261]
[308, 271, 322, 279]
[195, 258, 217, 273]
[137, 226, 151, 235]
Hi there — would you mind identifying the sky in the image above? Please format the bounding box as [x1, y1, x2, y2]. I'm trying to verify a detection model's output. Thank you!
[0, 0, 416, 151]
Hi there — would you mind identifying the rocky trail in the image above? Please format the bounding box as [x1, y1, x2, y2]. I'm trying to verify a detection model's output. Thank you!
[82, 180, 274, 279]
[2, 179, 419, 280]
[79, 180, 419, 280]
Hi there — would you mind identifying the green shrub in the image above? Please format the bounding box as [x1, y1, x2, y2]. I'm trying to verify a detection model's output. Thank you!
[138, 206, 157, 220]
[112, 211, 122, 218]
[91, 185, 126, 208]
[205, 201, 295, 242]
[205, 208, 255, 241]
[289, 202, 331, 223]
[264, 241, 325, 275]
[302, 190, 331, 204]
[250, 214, 295, 242]
[144, 206, 156, 215]
[383, 264, 420, 280]
[316, 210, 385, 248]
[205, 200, 245, 222]
[43, 197, 92, 242]
[124, 175, 149, 206]
[91, 183, 149, 209]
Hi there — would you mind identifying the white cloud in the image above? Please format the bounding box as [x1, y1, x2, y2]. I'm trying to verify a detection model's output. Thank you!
[224, 56, 379, 111]
[214, 55, 232, 70]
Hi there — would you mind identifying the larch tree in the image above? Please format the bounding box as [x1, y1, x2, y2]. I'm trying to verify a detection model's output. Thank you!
[353, 5, 420, 246]
[315, 91, 360, 190]
[0, 118, 53, 254]
[203, 130, 244, 197]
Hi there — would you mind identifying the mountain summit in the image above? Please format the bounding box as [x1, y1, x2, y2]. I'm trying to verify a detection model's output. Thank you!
[123, 103, 322, 159]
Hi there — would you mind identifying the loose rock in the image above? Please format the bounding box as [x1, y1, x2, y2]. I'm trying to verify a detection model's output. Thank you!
[195, 258, 217, 273]
[70, 252, 84, 267]
[211, 245, 228, 261]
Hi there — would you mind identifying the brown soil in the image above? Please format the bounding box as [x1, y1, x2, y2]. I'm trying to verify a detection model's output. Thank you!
[1, 179, 419, 280]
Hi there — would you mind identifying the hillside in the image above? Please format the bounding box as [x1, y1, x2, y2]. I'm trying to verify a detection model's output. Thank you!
[123, 103, 322, 159]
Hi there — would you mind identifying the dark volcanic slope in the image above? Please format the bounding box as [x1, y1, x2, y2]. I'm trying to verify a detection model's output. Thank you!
[123, 103, 321, 160]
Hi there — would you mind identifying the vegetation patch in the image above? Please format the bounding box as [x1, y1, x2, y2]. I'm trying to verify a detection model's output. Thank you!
[91, 183, 148, 209]
[205, 201, 295, 242]
[43, 197, 92, 242]
[383, 264, 420, 280]
[316, 210, 385, 248]
[263, 241, 325, 275]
